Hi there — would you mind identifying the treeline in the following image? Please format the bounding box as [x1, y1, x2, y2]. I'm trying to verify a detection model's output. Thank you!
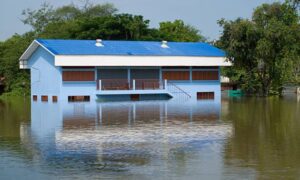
[0, 3, 204, 96]
[217, 0, 300, 96]
[0, 1, 299, 96]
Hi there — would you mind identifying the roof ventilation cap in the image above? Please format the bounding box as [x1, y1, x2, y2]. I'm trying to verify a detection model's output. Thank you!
[161, 40, 169, 48]
[95, 39, 104, 47]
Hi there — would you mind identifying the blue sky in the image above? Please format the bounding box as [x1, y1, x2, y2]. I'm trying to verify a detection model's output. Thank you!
[0, 0, 282, 41]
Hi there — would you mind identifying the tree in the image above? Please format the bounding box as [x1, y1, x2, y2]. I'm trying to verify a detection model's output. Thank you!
[115, 14, 151, 40]
[158, 20, 205, 42]
[1, 2, 205, 96]
[218, 1, 300, 96]
[39, 14, 154, 40]
[0, 33, 33, 95]
[21, 3, 58, 33]
[21, 3, 117, 33]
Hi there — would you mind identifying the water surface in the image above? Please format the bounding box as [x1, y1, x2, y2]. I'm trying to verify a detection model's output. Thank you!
[0, 96, 299, 179]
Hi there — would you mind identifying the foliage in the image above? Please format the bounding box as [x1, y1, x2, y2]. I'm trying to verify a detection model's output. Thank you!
[0, 3, 203, 96]
[218, 1, 300, 96]
[40, 14, 158, 40]
[159, 20, 205, 42]
[21, 3, 117, 33]
[0, 33, 33, 95]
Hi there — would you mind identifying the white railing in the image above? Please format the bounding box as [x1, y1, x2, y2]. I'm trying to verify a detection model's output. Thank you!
[97, 79, 166, 91]
[167, 82, 191, 100]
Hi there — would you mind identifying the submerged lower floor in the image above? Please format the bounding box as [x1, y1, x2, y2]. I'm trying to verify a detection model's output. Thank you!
[31, 66, 221, 102]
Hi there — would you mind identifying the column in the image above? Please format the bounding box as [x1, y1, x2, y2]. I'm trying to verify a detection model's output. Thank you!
[128, 67, 131, 89]
[189, 66, 192, 82]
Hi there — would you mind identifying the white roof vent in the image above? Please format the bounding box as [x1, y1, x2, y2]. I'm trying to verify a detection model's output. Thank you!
[95, 39, 104, 47]
[161, 40, 169, 48]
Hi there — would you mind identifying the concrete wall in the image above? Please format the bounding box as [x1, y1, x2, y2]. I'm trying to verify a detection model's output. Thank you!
[28, 47, 61, 98]
[61, 82, 97, 101]
[27, 48, 221, 103]
[170, 81, 221, 104]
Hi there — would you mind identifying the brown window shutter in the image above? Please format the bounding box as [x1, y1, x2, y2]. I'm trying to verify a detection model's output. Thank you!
[63, 71, 95, 81]
[162, 71, 190, 80]
[197, 92, 214, 100]
[41, 95, 48, 102]
[52, 96, 58, 102]
[192, 71, 218, 80]
[33, 95, 38, 101]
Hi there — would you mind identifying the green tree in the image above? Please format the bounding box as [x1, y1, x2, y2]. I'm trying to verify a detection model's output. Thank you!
[0, 33, 33, 95]
[21, 3, 117, 33]
[158, 20, 205, 42]
[1, 2, 205, 96]
[218, 1, 300, 96]
[39, 14, 160, 41]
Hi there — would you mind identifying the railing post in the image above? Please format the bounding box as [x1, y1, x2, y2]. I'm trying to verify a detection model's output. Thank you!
[99, 79, 102, 91]
[133, 79, 136, 90]
[164, 79, 167, 89]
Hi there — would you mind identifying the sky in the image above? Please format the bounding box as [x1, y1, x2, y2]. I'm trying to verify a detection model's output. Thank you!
[0, 0, 283, 41]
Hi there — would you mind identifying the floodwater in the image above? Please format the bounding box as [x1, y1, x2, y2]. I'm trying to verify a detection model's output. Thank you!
[0, 95, 300, 179]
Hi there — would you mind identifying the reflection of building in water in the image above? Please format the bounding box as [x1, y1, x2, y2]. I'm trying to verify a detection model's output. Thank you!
[61, 100, 222, 128]
[27, 100, 231, 172]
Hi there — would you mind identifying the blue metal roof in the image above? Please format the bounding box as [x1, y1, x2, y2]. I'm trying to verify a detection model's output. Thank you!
[36, 39, 225, 57]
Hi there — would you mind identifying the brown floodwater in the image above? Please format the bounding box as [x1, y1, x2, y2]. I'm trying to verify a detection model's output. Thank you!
[0, 95, 299, 179]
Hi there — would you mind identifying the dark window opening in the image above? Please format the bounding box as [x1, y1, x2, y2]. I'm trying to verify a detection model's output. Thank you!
[131, 94, 140, 101]
[68, 96, 90, 102]
[52, 96, 58, 102]
[197, 92, 214, 100]
[33, 95, 38, 101]
[41, 95, 48, 102]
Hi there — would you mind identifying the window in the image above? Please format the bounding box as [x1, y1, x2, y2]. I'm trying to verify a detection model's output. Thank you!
[52, 96, 58, 102]
[63, 71, 95, 81]
[163, 71, 190, 80]
[68, 96, 90, 102]
[197, 92, 214, 100]
[192, 71, 219, 80]
[41, 95, 48, 102]
[33, 95, 38, 101]
[131, 94, 140, 101]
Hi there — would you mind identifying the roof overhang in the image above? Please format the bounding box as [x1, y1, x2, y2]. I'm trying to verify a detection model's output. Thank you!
[19, 40, 232, 69]
[55, 55, 232, 67]
[19, 40, 55, 69]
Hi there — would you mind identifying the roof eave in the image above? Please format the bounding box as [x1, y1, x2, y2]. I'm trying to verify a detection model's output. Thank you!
[19, 40, 56, 69]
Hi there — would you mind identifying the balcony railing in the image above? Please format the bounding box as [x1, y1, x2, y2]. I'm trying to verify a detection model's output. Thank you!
[98, 79, 130, 90]
[97, 79, 167, 91]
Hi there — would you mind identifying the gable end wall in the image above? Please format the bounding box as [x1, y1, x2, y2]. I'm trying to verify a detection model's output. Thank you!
[27, 47, 62, 98]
